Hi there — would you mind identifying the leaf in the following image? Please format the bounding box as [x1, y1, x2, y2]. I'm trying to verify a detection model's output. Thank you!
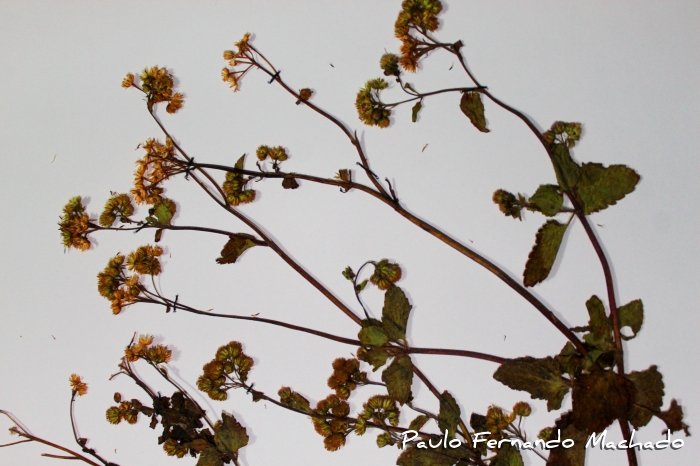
[153, 200, 175, 225]
[571, 370, 634, 434]
[154, 228, 163, 243]
[655, 399, 690, 436]
[196, 447, 223, 466]
[550, 144, 580, 191]
[546, 412, 587, 466]
[381, 286, 412, 341]
[556, 342, 583, 378]
[459, 92, 489, 133]
[582, 295, 613, 347]
[234, 154, 245, 170]
[626, 365, 664, 428]
[411, 101, 422, 123]
[214, 412, 249, 456]
[408, 415, 429, 432]
[216, 234, 258, 264]
[576, 163, 640, 214]
[358, 319, 388, 347]
[382, 355, 413, 404]
[493, 357, 569, 411]
[282, 176, 299, 189]
[437, 391, 461, 438]
[618, 299, 643, 340]
[357, 347, 389, 371]
[528, 184, 563, 217]
[523, 220, 568, 287]
[491, 443, 524, 466]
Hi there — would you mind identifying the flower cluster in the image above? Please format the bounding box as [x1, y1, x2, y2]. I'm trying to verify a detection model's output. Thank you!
[370, 259, 403, 290]
[126, 66, 185, 113]
[380, 53, 401, 77]
[356, 78, 391, 128]
[222, 155, 256, 206]
[327, 358, 367, 400]
[492, 189, 524, 220]
[99, 193, 135, 227]
[394, 0, 443, 72]
[311, 395, 351, 451]
[59, 197, 91, 251]
[543, 121, 582, 148]
[470, 402, 531, 454]
[105, 394, 153, 425]
[132, 138, 178, 205]
[255, 145, 289, 163]
[97, 254, 139, 315]
[221, 33, 253, 92]
[278, 387, 312, 413]
[354, 395, 400, 436]
[196, 341, 254, 401]
[126, 244, 164, 276]
[69, 374, 88, 396]
[124, 334, 172, 364]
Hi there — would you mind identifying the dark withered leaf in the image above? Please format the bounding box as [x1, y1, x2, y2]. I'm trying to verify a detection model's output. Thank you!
[576, 163, 640, 214]
[437, 391, 461, 438]
[550, 144, 580, 191]
[282, 176, 299, 189]
[493, 357, 568, 411]
[359, 319, 388, 347]
[154, 228, 164, 243]
[382, 355, 413, 404]
[618, 299, 644, 340]
[214, 412, 249, 455]
[491, 443, 524, 466]
[626, 365, 664, 429]
[412, 101, 422, 123]
[459, 92, 489, 133]
[523, 220, 568, 287]
[397, 443, 470, 466]
[216, 234, 258, 264]
[408, 414, 430, 432]
[655, 399, 690, 436]
[582, 295, 613, 347]
[196, 447, 223, 466]
[357, 347, 389, 371]
[381, 285, 412, 341]
[546, 412, 587, 466]
[571, 370, 634, 434]
[528, 184, 563, 217]
[556, 342, 583, 378]
[470, 413, 487, 432]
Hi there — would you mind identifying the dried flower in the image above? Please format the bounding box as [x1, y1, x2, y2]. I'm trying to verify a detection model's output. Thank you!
[356, 78, 391, 128]
[121, 73, 135, 89]
[370, 259, 402, 290]
[69, 374, 88, 396]
[59, 196, 91, 251]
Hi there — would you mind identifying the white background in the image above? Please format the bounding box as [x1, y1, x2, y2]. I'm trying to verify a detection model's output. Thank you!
[1, 2, 698, 465]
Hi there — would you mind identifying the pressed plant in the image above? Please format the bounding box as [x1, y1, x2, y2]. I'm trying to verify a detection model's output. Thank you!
[2, 2, 691, 466]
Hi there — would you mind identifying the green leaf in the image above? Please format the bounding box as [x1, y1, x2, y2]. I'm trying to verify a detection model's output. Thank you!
[153, 200, 175, 225]
[234, 154, 245, 170]
[355, 279, 368, 293]
[618, 299, 644, 340]
[459, 92, 489, 133]
[551, 144, 580, 191]
[576, 163, 640, 214]
[411, 101, 422, 123]
[358, 319, 388, 347]
[408, 414, 429, 432]
[492, 443, 524, 466]
[381, 286, 412, 341]
[437, 391, 461, 438]
[358, 347, 389, 371]
[196, 447, 223, 466]
[214, 412, 249, 456]
[493, 357, 569, 411]
[626, 365, 664, 429]
[216, 234, 258, 264]
[523, 220, 568, 287]
[382, 355, 413, 404]
[582, 295, 613, 348]
[528, 184, 563, 217]
[546, 412, 587, 466]
[571, 370, 634, 434]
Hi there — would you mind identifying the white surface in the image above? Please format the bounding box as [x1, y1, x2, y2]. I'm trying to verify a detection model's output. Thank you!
[0, 2, 698, 465]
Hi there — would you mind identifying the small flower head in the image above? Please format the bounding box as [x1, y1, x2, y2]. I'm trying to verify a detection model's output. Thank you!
[69, 374, 88, 396]
[492, 189, 523, 220]
[356, 78, 391, 128]
[126, 244, 163, 276]
[140, 66, 174, 110]
[121, 73, 135, 89]
[99, 193, 134, 227]
[223, 155, 256, 206]
[512, 401, 532, 417]
[380, 53, 401, 77]
[394, 0, 443, 72]
[370, 259, 402, 290]
[165, 92, 185, 114]
[299, 88, 313, 101]
[543, 121, 583, 148]
[327, 358, 367, 400]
